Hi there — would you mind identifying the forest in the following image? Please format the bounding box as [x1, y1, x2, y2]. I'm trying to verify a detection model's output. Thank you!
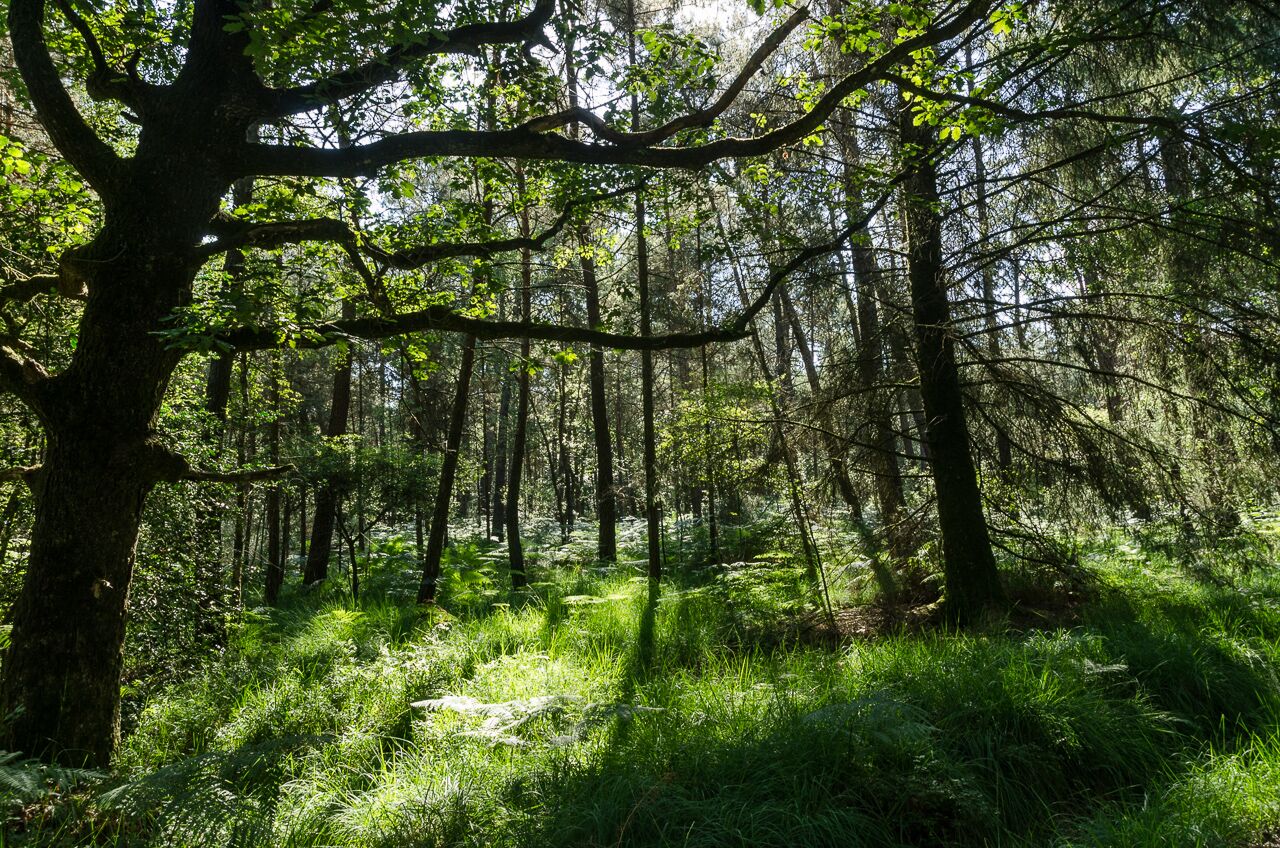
[1, 0, 1279, 843]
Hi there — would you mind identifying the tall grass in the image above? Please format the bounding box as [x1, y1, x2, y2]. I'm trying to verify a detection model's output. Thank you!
[5, 527, 1280, 847]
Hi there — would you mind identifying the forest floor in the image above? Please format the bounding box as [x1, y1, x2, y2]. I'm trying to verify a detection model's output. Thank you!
[5, 516, 1280, 847]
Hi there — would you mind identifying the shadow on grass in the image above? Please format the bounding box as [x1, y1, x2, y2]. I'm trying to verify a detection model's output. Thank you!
[507, 570, 1280, 848]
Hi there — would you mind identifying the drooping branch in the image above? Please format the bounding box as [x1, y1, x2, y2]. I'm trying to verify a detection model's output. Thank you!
[8, 0, 122, 193]
[882, 71, 1190, 131]
[214, 168, 901, 354]
[239, 0, 993, 179]
[265, 0, 556, 117]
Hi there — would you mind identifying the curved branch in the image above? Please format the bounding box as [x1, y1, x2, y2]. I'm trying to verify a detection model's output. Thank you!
[521, 7, 810, 146]
[8, 0, 122, 193]
[218, 304, 749, 352]
[239, 0, 992, 178]
[198, 184, 641, 270]
[0, 343, 52, 419]
[265, 0, 556, 117]
[198, 214, 353, 259]
[370, 182, 640, 269]
[172, 464, 295, 484]
[213, 170, 900, 354]
[882, 70, 1186, 130]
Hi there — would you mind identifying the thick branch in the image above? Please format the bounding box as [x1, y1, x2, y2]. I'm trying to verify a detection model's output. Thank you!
[8, 0, 121, 192]
[219, 304, 748, 352]
[175, 464, 295, 484]
[199, 214, 353, 258]
[0, 465, 41, 484]
[0, 343, 52, 418]
[0, 274, 60, 304]
[239, 0, 992, 178]
[145, 438, 295, 483]
[370, 183, 640, 269]
[265, 0, 556, 116]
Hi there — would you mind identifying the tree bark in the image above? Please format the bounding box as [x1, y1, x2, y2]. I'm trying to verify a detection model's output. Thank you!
[491, 365, 511, 542]
[303, 301, 355, 584]
[900, 114, 1005, 623]
[506, 180, 533, 587]
[418, 335, 477, 602]
[264, 352, 284, 604]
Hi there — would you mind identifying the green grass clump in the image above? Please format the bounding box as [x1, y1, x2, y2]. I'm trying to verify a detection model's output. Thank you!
[6, 529, 1280, 847]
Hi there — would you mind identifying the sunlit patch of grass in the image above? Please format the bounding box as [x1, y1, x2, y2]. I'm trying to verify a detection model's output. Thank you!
[10, 526, 1280, 847]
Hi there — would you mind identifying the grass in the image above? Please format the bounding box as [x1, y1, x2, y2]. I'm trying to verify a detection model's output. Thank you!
[4, 520, 1280, 847]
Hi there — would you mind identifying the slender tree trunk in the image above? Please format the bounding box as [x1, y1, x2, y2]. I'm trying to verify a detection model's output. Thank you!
[580, 241, 618, 563]
[838, 143, 910, 556]
[507, 180, 533, 587]
[491, 366, 511, 543]
[418, 335, 478, 603]
[900, 114, 1005, 623]
[264, 352, 283, 603]
[966, 56, 1013, 478]
[231, 355, 250, 604]
[779, 286, 863, 517]
[626, 18, 661, 585]
[303, 301, 354, 584]
[563, 22, 617, 563]
[556, 363, 574, 540]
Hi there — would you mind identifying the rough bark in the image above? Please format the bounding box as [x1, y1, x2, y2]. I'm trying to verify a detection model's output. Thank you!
[303, 301, 355, 584]
[506, 184, 533, 586]
[418, 335, 477, 603]
[900, 114, 1006, 623]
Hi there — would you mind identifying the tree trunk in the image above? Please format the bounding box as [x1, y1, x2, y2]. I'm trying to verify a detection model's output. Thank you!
[506, 184, 533, 587]
[779, 286, 863, 517]
[900, 114, 1005, 623]
[303, 301, 354, 584]
[580, 239, 618, 563]
[839, 144, 910, 557]
[264, 353, 284, 604]
[418, 335, 477, 603]
[491, 367, 511, 543]
[1, 194, 206, 763]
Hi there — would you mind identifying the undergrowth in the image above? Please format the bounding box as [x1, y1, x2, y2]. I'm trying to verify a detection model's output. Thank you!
[4, 521, 1280, 847]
